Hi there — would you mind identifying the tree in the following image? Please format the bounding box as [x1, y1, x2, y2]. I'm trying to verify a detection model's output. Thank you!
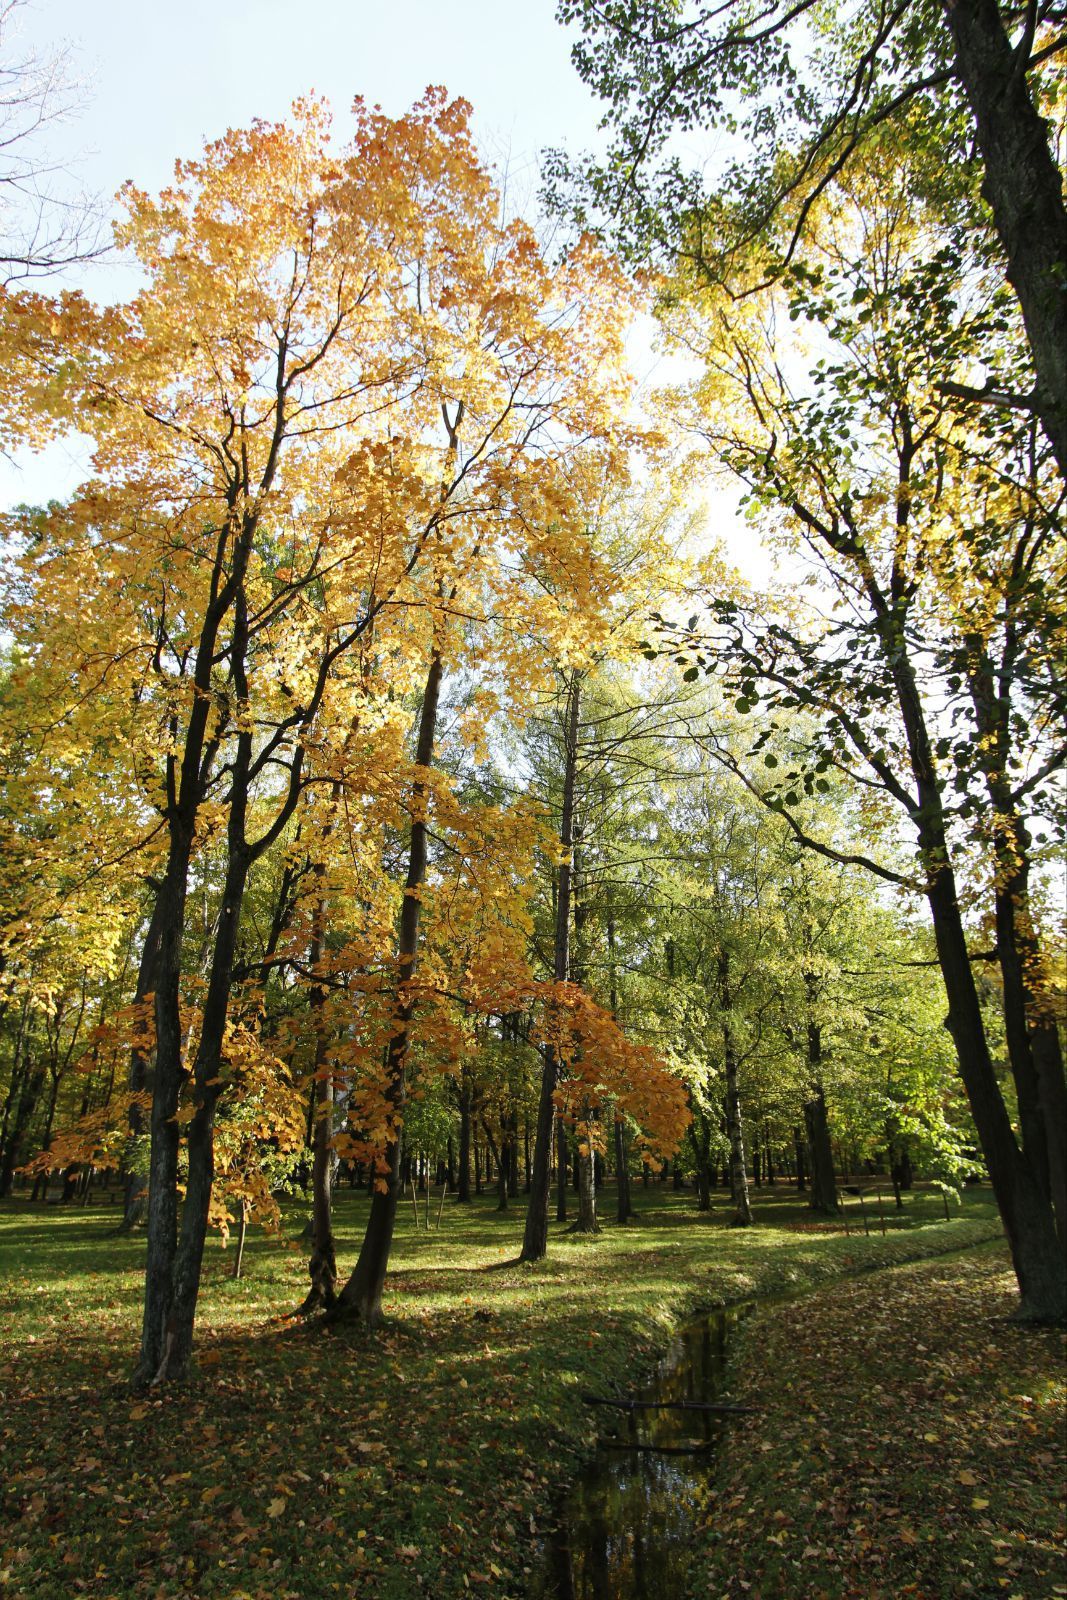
[4, 90, 646, 1371]
[653, 141, 1065, 1316]
[551, 0, 1067, 479]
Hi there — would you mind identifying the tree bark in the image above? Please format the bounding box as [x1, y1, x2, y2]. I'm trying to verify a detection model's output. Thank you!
[793, 1124, 807, 1190]
[232, 1199, 248, 1280]
[574, 1114, 600, 1234]
[0, 1058, 43, 1197]
[964, 633, 1067, 1260]
[336, 649, 444, 1325]
[119, 910, 162, 1233]
[555, 1115, 569, 1223]
[615, 1111, 633, 1222]
[941, 0, 1067, 481]
[300, 873, 338, 1313]
[691, 1108, 713, 1212]
[717, 947, 752, 1226]
[522, 670, 581, 1263]
[456, 1076, 472, 1202]
[804, 1079, 839, 1216]
[886, 623, 1065, 1318]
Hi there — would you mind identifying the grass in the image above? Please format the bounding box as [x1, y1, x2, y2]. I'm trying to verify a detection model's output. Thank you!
[689, 1242, 1066, 1600]
[0, 1177, 1039, 1599]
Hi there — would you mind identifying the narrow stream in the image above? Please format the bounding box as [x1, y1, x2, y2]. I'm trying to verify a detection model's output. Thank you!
[530, 1301, 757, 1600]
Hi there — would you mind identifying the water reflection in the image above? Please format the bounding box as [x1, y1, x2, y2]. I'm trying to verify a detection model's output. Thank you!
[533, 1304, 754, 1600]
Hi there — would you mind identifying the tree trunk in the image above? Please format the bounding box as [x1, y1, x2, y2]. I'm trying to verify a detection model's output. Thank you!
[457, 1079, 471, 1202]
[555, 1116, 569, 1223]
[483, 1119, 507, 1213]
[717, 948, 752, 1226]
[926, 860, 1065, 1317]
[165, 829, 253, 1376]
[805, 1082, 839, 1215]
[574, 1117, 600, 1234]
[794, 1124, 807, 1190]
[119, 910, 162, 1233]
[691, 1110, 712, 1212]
[507, 1112, 520, 1198]
[0, 1059, 44, 1198]
[300, 874, 338, 1314]
[615, 1112, 633, 1223]
[133, 833, 197, 1388]
[882, 620, 1065, 1316]
[232, 1199, 248, 1281]
[522, 671, 581, 1263]
[964, 635, 1067, 1261]
[336, 649, 444, 1325]
[942, 0, 1067, 481]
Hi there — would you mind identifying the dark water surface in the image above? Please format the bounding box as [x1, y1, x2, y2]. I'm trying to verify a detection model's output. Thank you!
[531, 1301, 757, 1600]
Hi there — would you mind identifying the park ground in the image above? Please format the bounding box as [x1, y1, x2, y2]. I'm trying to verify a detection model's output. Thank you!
[0, 1182, 1063, 1600]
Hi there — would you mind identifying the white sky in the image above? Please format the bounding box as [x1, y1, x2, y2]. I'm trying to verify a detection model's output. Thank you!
[0, 0, 772, 580]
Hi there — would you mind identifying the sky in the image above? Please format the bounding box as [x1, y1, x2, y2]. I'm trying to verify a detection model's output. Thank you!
[0, 0, 598, 507]
[12, 0, 604, 275]
[0, 0, 769, 578]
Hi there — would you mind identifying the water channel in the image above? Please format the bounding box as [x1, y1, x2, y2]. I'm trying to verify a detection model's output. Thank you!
[530, 1300, 758, 1600]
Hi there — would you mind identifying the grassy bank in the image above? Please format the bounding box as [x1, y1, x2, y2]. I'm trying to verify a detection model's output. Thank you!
[1, 1181, 1004, 1598]
[690, 1242, 1066, 1600]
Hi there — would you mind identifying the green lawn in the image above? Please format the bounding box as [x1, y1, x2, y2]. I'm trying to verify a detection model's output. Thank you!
[0, 1179, 1042, 1599]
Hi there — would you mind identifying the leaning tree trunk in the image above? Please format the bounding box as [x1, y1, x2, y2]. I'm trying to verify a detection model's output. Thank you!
[925, 860, 1065, 1318]
[522, 670, 581, 1263]
[888, 625, 1065, 1319]
[231, 1199, 249, 1281]
[942, 0, 1067, 481]
[965, 637, 1067, 1260]
[336, 649, 444, 1325]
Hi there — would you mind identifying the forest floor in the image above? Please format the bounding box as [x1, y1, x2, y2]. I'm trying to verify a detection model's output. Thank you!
[688, 1242, 1065, 1600]
[0, 1181, 1059, 1600]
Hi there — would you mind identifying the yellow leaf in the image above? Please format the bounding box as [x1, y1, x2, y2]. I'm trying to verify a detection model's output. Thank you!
[267, 1496, 286, 1519]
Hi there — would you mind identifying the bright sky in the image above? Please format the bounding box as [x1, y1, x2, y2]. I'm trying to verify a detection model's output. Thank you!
[0, 0, 598, 508]
[1, 0, 770, 580]
[17, 0, 603, 267]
